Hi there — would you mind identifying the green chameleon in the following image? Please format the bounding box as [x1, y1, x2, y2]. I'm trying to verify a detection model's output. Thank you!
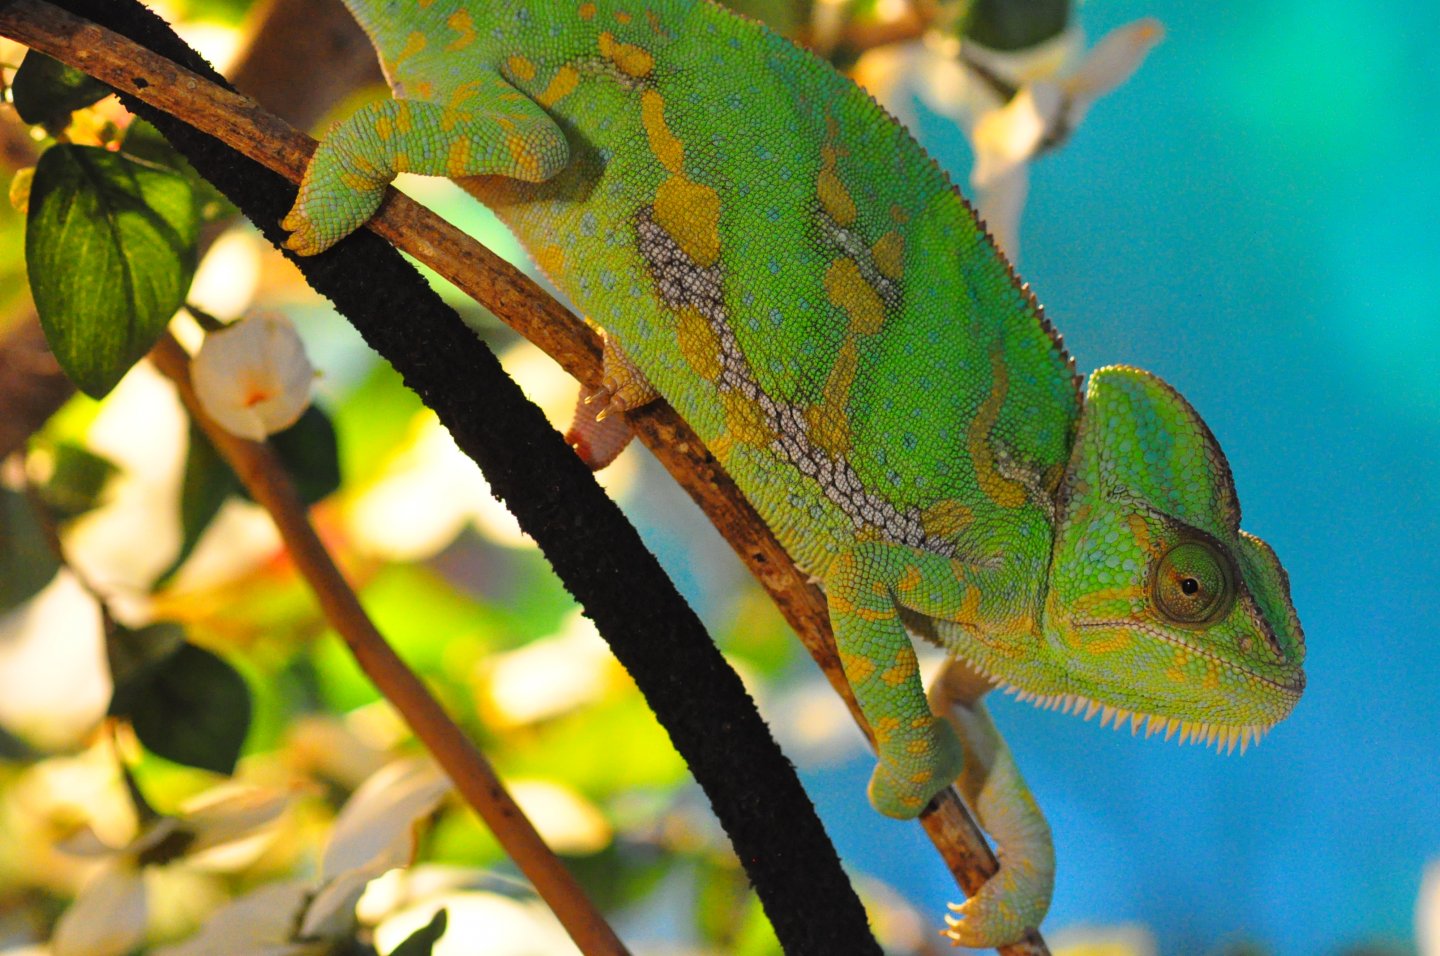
[282, 0, 1306, 944]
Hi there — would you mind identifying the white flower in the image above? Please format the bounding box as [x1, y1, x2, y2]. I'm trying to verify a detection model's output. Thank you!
[153, 758, 451, 956]
[857, 18, 1163, 261]
[50, 785, 290, 956]
[190, 314, 314, 441]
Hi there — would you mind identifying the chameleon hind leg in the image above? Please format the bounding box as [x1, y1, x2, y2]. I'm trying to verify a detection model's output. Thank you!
[826, 544, 972, 819]
[282, 70, 569, 255]
[929, 657, 1054, 947]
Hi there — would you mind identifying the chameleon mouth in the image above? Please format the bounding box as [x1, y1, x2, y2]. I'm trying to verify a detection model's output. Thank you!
[1073, 617, 1307, 696]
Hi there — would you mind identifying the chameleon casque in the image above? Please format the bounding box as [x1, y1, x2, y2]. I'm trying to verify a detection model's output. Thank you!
[282, 0, 1307, 944]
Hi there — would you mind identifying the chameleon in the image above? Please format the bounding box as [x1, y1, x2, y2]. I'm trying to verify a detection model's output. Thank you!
[280, 0, 1307, 944]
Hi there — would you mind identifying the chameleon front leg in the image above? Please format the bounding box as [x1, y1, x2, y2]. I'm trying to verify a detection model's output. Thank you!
[929, 658, 1055, 947]
[282, 71, 568, 255]
[826, 544, 970, 818]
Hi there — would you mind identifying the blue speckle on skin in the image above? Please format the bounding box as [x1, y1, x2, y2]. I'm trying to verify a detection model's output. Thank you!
[767, 259, 780, 275]
[769, 307, 783, 327]
[580, 211, 598, 236]
[599, 270, 618, 291]
[902, 432, 918, 451]
[742, 291, 755, 307]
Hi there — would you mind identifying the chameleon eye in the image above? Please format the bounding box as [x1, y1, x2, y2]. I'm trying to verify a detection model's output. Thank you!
[1152, 540, 1234, 626]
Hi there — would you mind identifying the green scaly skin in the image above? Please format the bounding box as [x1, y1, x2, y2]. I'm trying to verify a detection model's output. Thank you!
[281, 0, 1307, 944]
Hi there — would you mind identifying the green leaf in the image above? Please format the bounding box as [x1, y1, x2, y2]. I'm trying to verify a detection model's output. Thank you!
[0, 487, 59, 611]
[119, 640, 251, 775]
[10, 51, 111, 127]
[26, 144, 199, 397]
[33, 442, 120, 520]
[161, 420, 241, 582]
[387, 909, 448, 956]
[106, 622, 187, 717]
[261, 404, 341, 506]
[121, 119, 235, 223]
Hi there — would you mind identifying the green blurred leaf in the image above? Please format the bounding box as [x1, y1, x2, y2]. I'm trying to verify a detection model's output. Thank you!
[0, 487, 59, 611]
[963, 0, 1070, 50]
[119, 640, 251, 775]
[26, 144, 199, 397]
[107, 623, 187, 716]
[33, 442, 119, 519]
[162, 419, 241, 582]
[10, 51, 111, 127]
[121, 119, 235, 223]
[387, 908, 447, 956]
[254, 404, 341, 507]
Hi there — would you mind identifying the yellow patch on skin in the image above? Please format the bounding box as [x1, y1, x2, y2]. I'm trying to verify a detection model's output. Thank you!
[806, 339, 857, 456]
[536, 65, 580, 107]
[968, 346, 1029, 509]
[1165, 666, 1189, 684]
[640, 90, 684, 174]
[506, 54, 537, 82]
[921, 499, 973, 539]
[578, 2, 597, 20]
[392, 31, 426, 69]
[598, 30, 654, 78]
[896, 564, 923, 593]
[817, 145, 857, 226]
[375, 116, 395, 140]
[1202, 665, 1221, 690]
[889, 203, 910, 224]
[824, 257, 886, 335]
[654, 175, 722, 267]
[675, 305, 723, 382]
[909, 770, 934, 784]
[409, 80, 434, 99]
[872, 715, 901, 744]
[507, 133, 544, 179]
[871, 231, 905, 281]
[445, 137, 471, 176]
[1081, 630, 1133, 655]
[445, 9, 476, 51]
[840, 651, 877, 686]
[719, 390, 774, 447]
[615, 9, 632, 23]
[533, 242, 565, 278]
[907, 739, 931, 755]
[880, 655, 917, 687]
[339, 170, 373, 191]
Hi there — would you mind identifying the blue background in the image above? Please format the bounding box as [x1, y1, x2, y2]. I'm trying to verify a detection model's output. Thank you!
[809, 1, 1439, 953]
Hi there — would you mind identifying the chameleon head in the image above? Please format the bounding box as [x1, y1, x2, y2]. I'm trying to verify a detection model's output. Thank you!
[1023, 366, 1305, 749]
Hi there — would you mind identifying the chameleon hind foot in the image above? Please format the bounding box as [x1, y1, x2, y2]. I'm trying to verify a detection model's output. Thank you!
[564, 333, 657, 469]
[566, 386, 634, 470]
[930, 659, 1055, 947]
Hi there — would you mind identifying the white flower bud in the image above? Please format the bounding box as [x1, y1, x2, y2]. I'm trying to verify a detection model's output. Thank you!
[190, 314, 314, 441]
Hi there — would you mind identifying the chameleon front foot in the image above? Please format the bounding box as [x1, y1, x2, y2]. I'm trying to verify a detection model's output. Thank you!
[865, 716, 965, 819]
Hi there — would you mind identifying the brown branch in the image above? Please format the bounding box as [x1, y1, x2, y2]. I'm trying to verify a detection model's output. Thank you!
[0, 4, 1048, 951]
[148, 333, 630, 956]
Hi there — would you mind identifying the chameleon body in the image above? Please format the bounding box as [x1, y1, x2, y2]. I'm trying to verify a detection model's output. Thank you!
[283, 0, 1306, 944]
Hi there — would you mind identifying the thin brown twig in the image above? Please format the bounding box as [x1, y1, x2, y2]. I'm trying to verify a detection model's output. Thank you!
[0, 4, 1049, 952]
[149, 331, 630, 956]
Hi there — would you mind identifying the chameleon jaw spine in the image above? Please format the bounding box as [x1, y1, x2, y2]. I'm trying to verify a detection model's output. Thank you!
[996, 682, 1272, 755]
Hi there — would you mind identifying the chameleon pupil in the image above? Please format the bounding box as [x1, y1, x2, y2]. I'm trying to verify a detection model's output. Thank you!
[1181, 578, 1199, 595]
